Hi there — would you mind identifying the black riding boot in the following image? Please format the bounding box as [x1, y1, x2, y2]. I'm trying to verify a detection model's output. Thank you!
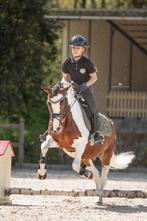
[90, 113, 104, 144]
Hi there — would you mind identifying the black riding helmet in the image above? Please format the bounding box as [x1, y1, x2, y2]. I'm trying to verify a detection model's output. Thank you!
[69, 35, 88, 47]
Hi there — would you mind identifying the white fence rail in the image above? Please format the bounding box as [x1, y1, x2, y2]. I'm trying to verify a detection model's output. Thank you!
[107, 91, 147, 118]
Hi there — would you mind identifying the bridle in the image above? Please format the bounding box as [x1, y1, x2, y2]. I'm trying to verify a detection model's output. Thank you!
[47, 94, 69, 124]
[47, 83, 80, 125]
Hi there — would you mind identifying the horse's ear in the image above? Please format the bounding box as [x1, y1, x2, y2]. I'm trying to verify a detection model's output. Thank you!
[41, 85, 51, 94]
[59, 84, 71, 95]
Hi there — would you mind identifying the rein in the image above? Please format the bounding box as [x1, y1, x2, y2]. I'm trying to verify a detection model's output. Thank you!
[48, 95, 69, 123]
[69, 93, 81, 109]
[47, 90, 80, 123]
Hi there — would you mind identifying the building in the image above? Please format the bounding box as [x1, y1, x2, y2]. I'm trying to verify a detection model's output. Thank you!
[45, 9, 147, 119]
[45, 9, 147, 164]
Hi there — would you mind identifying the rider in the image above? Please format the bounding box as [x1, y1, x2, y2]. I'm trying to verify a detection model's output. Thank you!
[62, 34, 104, 144]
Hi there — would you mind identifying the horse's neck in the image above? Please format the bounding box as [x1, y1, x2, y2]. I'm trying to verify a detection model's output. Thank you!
[66, 88, 89, 136]
[66, 88, 81, 112]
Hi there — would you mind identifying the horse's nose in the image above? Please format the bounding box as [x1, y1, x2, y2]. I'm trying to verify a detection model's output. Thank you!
[53, 127, 61, 133]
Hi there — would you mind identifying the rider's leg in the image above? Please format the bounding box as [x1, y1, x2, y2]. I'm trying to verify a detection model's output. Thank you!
[81, 87, 104, 144]
[92, 113, 104, 144]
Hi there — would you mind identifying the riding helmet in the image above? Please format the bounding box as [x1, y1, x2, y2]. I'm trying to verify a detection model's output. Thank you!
[69, 35, 88, 47]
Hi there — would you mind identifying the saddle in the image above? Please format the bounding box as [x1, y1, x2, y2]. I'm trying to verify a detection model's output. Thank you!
[78, 98, 112, 137]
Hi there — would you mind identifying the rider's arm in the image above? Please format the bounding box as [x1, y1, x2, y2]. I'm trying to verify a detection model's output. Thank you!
[62, 59, 72, 83]
[85, 59, 98, 87]
[86, 72, 97, 87]
[63, 73, 71, 83]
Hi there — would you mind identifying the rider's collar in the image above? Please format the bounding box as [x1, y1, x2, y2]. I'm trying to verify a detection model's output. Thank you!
[70, 55, 83, 63]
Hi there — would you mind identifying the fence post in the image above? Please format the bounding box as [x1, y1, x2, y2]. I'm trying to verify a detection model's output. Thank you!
[18, 118, 24, 167]
[0, 141, 14, 204]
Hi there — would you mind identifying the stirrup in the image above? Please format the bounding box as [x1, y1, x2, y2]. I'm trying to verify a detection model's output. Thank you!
[94, 131, 104, 144]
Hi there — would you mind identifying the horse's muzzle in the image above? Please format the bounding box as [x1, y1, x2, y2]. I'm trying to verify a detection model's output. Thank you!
[52, 126, 61, 134]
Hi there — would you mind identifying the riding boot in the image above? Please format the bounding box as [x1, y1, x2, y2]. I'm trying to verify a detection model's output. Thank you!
[91, 113, 104, 144]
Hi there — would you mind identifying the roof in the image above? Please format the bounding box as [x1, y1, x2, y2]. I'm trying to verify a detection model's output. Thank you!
[45, 9, 147, 20]
[0, 140, 15, 157]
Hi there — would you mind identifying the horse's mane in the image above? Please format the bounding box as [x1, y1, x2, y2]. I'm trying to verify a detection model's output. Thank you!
[61, 79, 72, 90]
[61, 80, 75, 104]
[61, 79, 89, 136]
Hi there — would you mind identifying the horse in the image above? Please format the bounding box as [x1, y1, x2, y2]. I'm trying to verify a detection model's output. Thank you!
[37, 81, 135, 204]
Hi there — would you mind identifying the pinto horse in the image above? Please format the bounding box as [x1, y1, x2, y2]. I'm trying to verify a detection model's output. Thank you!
[37, 81, 134, 204]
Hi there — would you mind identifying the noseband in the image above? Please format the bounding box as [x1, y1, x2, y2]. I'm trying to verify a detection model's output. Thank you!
[48, 95, 68, 123]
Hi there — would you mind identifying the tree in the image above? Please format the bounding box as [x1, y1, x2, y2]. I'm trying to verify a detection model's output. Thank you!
[74, 0, 97, 8]
[55, 0, 147, 9]
[0, 0, 61, 120]
[0, 0, 62, 163]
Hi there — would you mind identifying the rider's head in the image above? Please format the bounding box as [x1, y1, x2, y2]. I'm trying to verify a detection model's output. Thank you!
[69, 35, 88, 59]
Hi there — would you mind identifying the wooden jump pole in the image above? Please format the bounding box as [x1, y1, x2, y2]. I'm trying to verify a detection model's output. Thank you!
[0, 140, 146, 203]
[5, 187, 147, 198]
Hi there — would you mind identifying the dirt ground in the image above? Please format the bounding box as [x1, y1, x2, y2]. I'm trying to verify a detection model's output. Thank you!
[0, 167, 147, 221]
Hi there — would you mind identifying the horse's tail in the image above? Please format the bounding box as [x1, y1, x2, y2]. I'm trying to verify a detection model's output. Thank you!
[110, 151, 135, 170]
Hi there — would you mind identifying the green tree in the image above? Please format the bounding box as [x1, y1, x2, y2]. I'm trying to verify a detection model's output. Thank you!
[0, 0, 62, 163]
[0, 0, 61, 121]
[54, 0, 147, 9]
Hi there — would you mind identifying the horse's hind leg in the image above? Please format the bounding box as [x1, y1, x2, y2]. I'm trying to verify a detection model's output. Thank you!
[101, 165, 110, 189]
[100, 143, 115, 194]
[87, 160, 103, 205]
[101, 142, 116, 190]
[95, 164, 110, 205]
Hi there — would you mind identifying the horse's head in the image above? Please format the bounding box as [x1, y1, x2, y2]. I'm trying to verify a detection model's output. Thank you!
[41, 82, 71, 134]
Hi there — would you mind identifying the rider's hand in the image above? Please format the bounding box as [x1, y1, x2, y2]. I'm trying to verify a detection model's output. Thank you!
[79, 83, 88, 92]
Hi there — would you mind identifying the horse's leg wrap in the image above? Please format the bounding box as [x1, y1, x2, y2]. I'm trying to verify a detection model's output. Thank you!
[39, 156, 46, 164]
[38, 141, 49, 175]
[79, 164, 93, 179]
[79, 164, 86, 175]
[38, 153, 48, 179]
[38, 135, 58, 179]
[39, 156, 47, 169]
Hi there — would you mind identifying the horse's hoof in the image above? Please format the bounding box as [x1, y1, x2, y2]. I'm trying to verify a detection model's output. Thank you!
[85, 170, 93, 179]
[97, 200, 103, 206]
[37, 172, 47, 180]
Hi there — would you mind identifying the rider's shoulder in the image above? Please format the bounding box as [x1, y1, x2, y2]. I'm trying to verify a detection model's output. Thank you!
[63, 57, 72, 64]
[83, 55, 90, 60]
[82, 55, 92, 63]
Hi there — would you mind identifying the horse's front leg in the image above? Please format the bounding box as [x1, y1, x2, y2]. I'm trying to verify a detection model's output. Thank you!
[72, 137, 88, 174]
[37, 135, 58, 180]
